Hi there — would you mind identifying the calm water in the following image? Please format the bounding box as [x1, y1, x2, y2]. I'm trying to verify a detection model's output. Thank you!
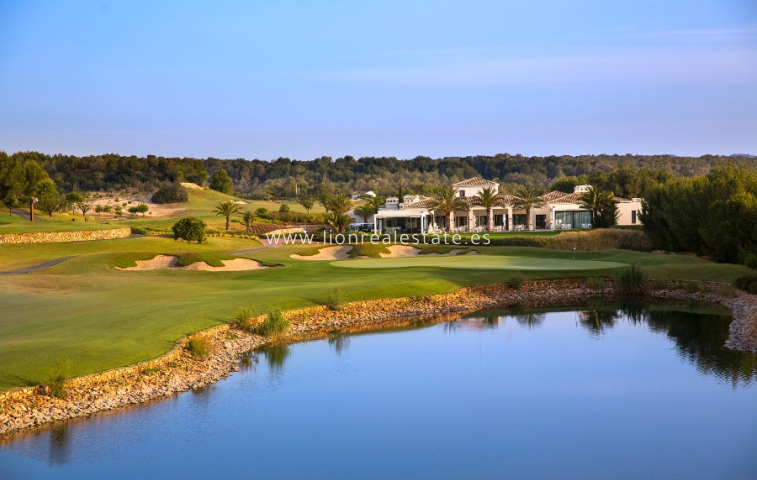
[2, 303, 757, 480]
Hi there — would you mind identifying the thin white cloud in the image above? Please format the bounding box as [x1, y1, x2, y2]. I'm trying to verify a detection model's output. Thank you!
[321, 47, 757, 86]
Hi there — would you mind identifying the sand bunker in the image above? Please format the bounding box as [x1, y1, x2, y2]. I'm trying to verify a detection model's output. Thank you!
[379, 246, 473, 258]
[290, 246, 353, 260]
[120, 255, 268, 271]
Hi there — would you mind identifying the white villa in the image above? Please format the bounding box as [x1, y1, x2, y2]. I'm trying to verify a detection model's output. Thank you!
[372, 178, 643, 234]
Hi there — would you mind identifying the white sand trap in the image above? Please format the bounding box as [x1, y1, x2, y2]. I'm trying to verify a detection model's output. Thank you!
[120, 255, 268, 271]
[380, 246, 473, 258]
[290, 246, 353, 260]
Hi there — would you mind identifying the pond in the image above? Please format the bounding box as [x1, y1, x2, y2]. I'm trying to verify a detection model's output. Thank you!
[1, 302, 756, 479]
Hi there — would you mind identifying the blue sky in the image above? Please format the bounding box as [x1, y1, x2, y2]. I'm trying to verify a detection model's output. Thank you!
[1, 0, 755, 159]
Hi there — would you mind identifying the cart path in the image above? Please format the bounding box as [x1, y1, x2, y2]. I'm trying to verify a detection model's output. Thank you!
[0, 256, 76, 274]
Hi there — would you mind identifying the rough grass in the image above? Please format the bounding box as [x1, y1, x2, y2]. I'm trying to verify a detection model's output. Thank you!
[349, 243, 390, 258]
[186, 336, 210, 359]
[256, 307, 289, 336]
[173, 252, 235, 267]
[615, 264, 649, 296]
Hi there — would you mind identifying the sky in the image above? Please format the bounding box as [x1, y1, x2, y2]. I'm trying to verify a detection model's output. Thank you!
[1, 0, 756, 159]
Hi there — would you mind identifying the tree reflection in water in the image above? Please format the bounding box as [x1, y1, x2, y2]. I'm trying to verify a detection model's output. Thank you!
[261, 344, 291, 372]
[328, 332, 350, 354]
[48, 424, 72, 466]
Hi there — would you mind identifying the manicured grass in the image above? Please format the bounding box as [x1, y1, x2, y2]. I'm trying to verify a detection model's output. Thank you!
[1, 189, 753, 392]
[0, 212, 121, 233]
[332, 255, 625, 270]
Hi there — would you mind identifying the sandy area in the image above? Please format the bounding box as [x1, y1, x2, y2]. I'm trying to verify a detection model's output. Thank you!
[379, 246, 474, 258]
[290, 246, 353, 260]
[120, 255, 268, 271]
[180, 182, 203, 190]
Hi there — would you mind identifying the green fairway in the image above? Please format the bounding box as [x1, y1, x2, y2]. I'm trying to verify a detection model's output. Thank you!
[332, 255, 625, 270]
[1, 190, 754, 393]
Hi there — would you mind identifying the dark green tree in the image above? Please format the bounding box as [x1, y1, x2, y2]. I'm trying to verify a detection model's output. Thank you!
[172, 217, 207, 243]
[210, 169, 234, 195]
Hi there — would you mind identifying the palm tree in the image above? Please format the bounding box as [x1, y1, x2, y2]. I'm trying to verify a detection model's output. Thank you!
[327, 213, 353, 233]
[578, 186, 617, 228]
[241, 210, 256, 232]
[353, 204, 374, 223]
[472, 186, 501, 231]
[365, 194, 386, 214]
[428, 186, 466, 232]
[511, 187, 544, 231]
[214, 200, 242, 231]
[324, 194, 354, 216]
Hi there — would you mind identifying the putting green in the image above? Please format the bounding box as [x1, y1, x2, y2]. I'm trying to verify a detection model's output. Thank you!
[332, 255, 626, 270]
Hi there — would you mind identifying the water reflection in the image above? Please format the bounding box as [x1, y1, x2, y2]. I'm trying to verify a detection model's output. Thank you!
[460, 303, 757, 385]
[328, 332, 351, 354]
[48, 424, 71, 466]
[260, 344, 291, 371]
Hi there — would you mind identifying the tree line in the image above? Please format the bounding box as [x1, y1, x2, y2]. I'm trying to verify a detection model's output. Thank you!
[641, 163, 757, 266]
[3, 150, 754, 199]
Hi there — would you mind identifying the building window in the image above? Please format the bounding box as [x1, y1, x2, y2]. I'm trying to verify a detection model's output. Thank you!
[494, 214, 504, 227]
[476, 216, 487, 227]
[512, 214, 528, 226]
[632, 210, 637, 224]
[455, 216, 468, 228]
[459, 190, 465, 197]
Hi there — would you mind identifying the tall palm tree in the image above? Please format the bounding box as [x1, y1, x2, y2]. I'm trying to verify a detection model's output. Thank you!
[353, 204, 374, 223]
[472, 186, 501, 231]
[324, 194, 354, 216]
[578, 186, 617, 228]
[327, 213, 353, 233]
[214, 200, 242, 231]
[429, 186, 466, 232]
[511, 187, 544, 231]
[365, 194, 386, 214]
[241, 210, 256, 233]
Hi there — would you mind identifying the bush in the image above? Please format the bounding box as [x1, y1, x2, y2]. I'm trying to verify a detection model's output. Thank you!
[257, 307, 289, 336]
[508, 272, 525, 290]
[326, 288, 345, 310]
[586, 277, 605, 289]
[172, 217, 207, 243]
[745, 253, 757, 270]
[734, 275, 757, 294]
[233, 308, 255, 333]
[47, 359, 70, 399]
[152, 182, 189, 204]
[653, 278, 668, 290]
[615, 264, 648, 296]
[278, 204, 290, 213]
[719, 284, 736, 298]
[186, 337, 210, 359]
[684, 281, 702, 293]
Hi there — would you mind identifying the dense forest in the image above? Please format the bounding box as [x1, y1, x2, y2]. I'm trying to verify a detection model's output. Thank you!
[2, 151, 755, 199]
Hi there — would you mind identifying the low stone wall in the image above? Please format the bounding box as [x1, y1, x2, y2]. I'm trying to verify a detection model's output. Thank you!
[0, 227, 131, 244]
[1, 280, 755, 438]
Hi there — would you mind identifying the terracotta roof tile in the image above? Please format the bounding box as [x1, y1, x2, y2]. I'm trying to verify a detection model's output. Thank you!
[453, 177, 499, 187]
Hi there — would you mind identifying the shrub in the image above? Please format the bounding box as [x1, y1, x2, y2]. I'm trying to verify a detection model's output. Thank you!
[257, 307, 289, 336]
[152, 182, 189, 204]
[172, 217, 207, 243]
[719, 284, 736, 298]
[615, 264, 648, 296]
[233, 308, 255, 333]
[326, 288, 346, 310]
[586, 277, 605, 289]
[508, 272, 525, 290]
[684, 281, 702, 293]
[653, 278, 668, 290]
[734, 275, 757, 294]
[47, 359, 70, 399]
[186, 336, 210, 359]
[278, 204, 290, 213]
[745, 253, 757, 270]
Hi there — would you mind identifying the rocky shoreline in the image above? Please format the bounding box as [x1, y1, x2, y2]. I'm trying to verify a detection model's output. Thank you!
[1, 279, 756, 439]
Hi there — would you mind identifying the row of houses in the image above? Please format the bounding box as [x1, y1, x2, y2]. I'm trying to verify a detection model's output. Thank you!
[360, 178, 642, 234]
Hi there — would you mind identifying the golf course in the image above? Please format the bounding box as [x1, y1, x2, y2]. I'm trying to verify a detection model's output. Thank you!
[0, 188, 753, 392]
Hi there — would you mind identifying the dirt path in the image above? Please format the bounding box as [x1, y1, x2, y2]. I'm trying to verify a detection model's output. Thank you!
[0, 256, 76, 274]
